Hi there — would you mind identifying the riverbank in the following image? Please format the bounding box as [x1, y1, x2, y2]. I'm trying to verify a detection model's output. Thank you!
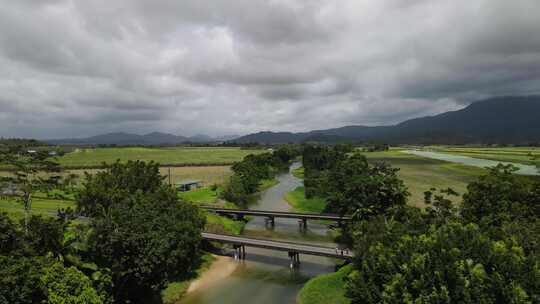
[298, 264, 352, 304]
[186, 255, 238, 294]
[161, 254, 216, 304]
[285, 186, 326, 213]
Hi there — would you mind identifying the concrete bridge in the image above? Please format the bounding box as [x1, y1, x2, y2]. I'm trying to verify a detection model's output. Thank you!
[201, 206, 352, 230]
[202, 232, 353, 268]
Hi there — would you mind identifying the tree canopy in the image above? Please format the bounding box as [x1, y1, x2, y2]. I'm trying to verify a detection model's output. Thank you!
[78, 160, 205, 303]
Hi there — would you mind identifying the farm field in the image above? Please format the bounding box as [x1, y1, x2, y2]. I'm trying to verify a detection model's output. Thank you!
[55, 147, 264, 168]
[362, 150, 488, 207]
[425, 146, 540, 165]
[63, 165, 232, 186]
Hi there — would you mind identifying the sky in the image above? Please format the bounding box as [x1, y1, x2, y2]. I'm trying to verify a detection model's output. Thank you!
[1, 0, 539, 139]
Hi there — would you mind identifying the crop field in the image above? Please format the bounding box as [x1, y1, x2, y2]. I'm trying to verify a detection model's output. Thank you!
[426, 146, 540, 165]
[55, 147, 265, 168]
[54, 166, 233, 187]
[362, 150, 488, 207]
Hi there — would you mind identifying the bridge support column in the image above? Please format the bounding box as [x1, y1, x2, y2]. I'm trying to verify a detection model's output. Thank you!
[298, 219, 307, 231]
[265, 216, 275, 228]
[288, 252, 300, 268]
[233, 245, 246, 260]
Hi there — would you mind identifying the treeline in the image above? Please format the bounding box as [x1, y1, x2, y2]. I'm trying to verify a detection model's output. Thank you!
[0, 158, 205, 304]
[300, 145, 540, 302]
[222, 146, 299, 206]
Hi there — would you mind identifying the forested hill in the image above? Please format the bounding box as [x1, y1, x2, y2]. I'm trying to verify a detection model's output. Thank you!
[232, 96, 540, 144]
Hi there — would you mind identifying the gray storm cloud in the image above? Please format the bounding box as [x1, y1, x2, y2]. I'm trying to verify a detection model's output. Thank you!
[0, 0, 539, 138]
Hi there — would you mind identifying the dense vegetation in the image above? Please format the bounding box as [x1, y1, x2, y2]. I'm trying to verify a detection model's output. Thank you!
[299, 145, 540, 303]
[222, 146, 299, 206]
[0, 152, 206, 303]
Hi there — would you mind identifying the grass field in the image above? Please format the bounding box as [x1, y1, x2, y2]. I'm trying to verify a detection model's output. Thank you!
[56, 147, 264, 168]
[0, 197, 75, 219]
[426, 146, 540, 165]
[298, 264, 352, 304]
[362, 150, 488, 207]
[285, 186, 326, 213]
[62, 165, 232, 186]
[179, 187, 221, 205]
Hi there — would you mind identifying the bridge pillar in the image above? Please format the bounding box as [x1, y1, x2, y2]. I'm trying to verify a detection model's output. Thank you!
[233, 244, 246, 260]
[288, 252, 300, 268]
[298, 219, 307, 231]
[265, 216, 275, 228]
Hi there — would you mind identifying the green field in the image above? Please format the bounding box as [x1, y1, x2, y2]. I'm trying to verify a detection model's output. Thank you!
[56, 147, 264, 168]
[179, 187, 221, 205]
[427, 146, 540, 165]
[362, 150, 488, 207]
[285, 186, 326, 213]
[0, 197, 75, 219]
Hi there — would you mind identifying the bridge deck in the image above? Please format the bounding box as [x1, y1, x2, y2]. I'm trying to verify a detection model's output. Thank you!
[201, 206, 352, 221]
[202, 232, 354, 259]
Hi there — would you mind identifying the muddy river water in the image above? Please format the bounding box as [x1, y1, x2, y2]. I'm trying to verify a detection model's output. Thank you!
[179, 163, 337, 304]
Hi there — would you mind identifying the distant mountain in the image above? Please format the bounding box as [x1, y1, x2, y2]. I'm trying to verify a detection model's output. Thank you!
[47, 132, 235, 145]
[233, 96, 540, 144]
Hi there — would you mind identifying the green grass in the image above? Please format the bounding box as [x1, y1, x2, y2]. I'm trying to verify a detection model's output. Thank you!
[298, 264, 352, 304]
[0, 197, 75, 219]
[56, 147, 264, 168]
[362, 150, 488, 207]
[285, 186, 327, 213]
[161, 253, 215, 304]
[204, 213, 245, 235]
[426, 146, 540, 165]
[179, 187, 221, 205]
[292, 166, 304, 179]
[258, 178, 279, 192]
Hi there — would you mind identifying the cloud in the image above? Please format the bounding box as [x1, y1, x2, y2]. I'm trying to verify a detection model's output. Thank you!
[0, 0, 539, 138]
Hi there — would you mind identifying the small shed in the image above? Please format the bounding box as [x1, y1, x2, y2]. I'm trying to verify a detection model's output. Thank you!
[175, 180, 202, 192]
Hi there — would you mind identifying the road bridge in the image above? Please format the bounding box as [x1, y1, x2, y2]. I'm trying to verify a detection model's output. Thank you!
[201, 206, 352, 230]
[202, 232, 353, 268]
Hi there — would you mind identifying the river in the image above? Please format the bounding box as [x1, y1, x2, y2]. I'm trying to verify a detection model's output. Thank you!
[179, 163, 337, 304]
[404, 150, 539, 175]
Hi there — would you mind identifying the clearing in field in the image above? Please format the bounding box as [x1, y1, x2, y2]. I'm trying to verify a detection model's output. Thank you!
[56, 147, 264, 168]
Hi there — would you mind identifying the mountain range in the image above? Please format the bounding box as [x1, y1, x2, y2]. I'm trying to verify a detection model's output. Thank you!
[233, 96, 540, 144]
[46, 96, 540, 146]
[47, 132, 238, 146]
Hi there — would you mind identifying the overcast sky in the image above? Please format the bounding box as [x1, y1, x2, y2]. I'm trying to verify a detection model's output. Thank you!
[1, 0, 539, 138]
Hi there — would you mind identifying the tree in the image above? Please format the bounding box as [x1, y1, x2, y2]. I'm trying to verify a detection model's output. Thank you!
[325, 153, 409, 219]
[24, 215, 66, 257]
[222, 174, 250, 205]
[76, 160, 163, 217]
[0, 255, 48, 304]
[0, 147, 61, 232]
[0, 212, 21, 255]
[461, 164, 539, 226]
[347, 222, 540, 303]
[77, 161, 205, 303]
[40, 263, 105, 304]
